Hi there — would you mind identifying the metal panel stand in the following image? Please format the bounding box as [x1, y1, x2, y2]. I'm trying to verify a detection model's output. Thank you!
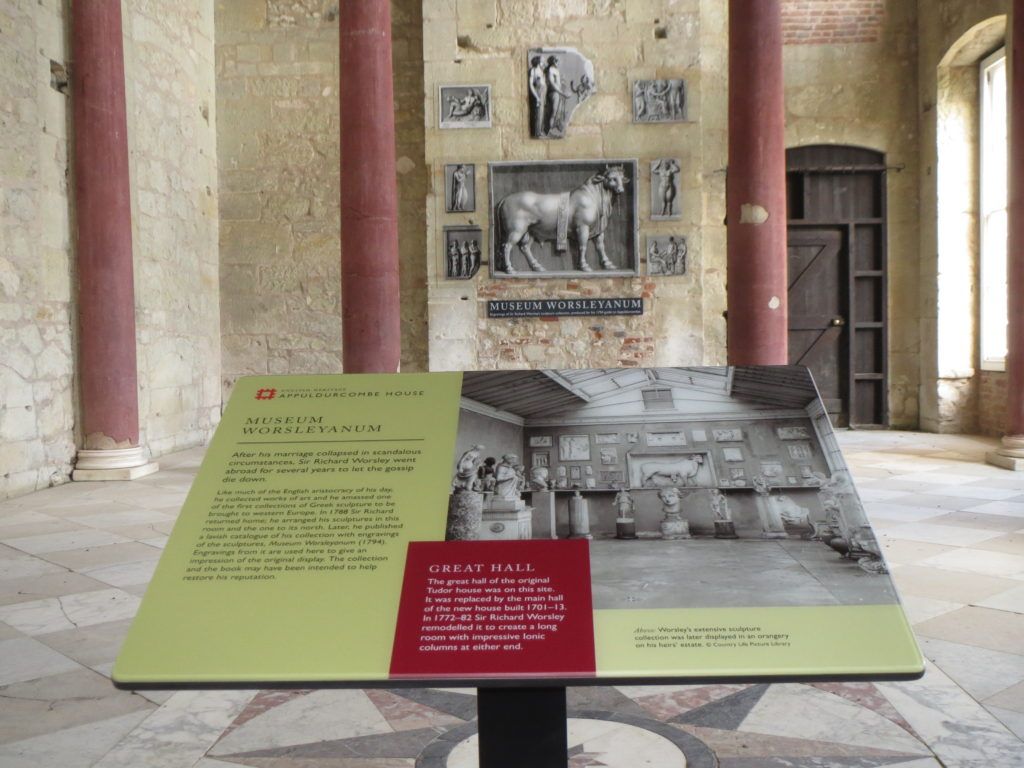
[477, 687, 567, 768]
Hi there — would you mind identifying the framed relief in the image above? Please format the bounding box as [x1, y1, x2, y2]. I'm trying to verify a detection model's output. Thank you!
[569, 466, 582, 481]
[760, 461, 784, 478]
[788, 443, 813, 460]
[646, 235, 687, 276]
[489, 159, 639, 278]
[691, 429, 707, 442]
[529, 435, 553, 448]
[600, 448, 617, 465]
[439, 85, 491, 129]
[443, 226, 483, 280]
[527, 47, 596, 139]
[532, 452, 550, 468]
[730, 467, 746, 481]
[600, 470, 624, 484]
[559, 434, 591, 462]
[646, 431, 686, 447]
[445, 164, 476, 213]
[595, 433, 620, 444]
[650, 159, 682, 220]
[777, 426, 811, 440]
[626, 432, 639, 444]
[713, 429, 744, 442]
[722, 447, 744, 463]
[632, 79, 686, 123]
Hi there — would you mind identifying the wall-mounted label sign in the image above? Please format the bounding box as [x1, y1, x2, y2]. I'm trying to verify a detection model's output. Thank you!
[487, 298, 643, 318]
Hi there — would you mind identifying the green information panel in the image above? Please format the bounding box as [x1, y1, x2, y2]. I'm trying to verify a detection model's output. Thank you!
[114, 368, 923, 687]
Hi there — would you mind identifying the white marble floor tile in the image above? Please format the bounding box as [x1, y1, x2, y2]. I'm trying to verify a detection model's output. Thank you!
[863, 503, 947, 523]
[209, 689, 392, 755]
[976, 583, 1024, 613]
[0, 553, 66, 581]
[929, 485, 1024, 501]
[918, 636, 1024, 700]
[39, 541, 163, 571]
[739, 683, 929, 755]
[0, 570, 110, 607]
[878, 663, 1024, 767]
[0, 637, 81, 685]
[888, 472, 988, 486]
[900, 595, 965, 624]
[857, 487, 915, 502]
[963, 500, 1024, 519]
[2, 529, 132, 555]
[0, 620, 21, 640]
[985, 680, 1024, 713]
[91, 689, 255, 768]
[81, 559, 159, 588]
[139, 535, 169, 549]
[0, 588, 141, 635]
[986, 705, 1024, 740]
[920, 548, 1024, 578]
[0, 709, 153, 768]
[881, 523, 1004, 547]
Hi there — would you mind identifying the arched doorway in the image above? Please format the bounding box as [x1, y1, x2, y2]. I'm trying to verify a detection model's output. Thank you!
[786, 145, 888, 428]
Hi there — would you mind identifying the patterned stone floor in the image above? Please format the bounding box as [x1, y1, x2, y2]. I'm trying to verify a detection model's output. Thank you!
[0, 432, 1023, 767]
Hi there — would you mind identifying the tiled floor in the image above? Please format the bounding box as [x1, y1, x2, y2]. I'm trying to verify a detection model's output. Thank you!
[1, 432, 1023, 767]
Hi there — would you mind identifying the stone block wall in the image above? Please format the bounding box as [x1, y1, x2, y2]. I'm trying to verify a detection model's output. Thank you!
[783, 0, 921, 428]
[979, 370, 1007, 437]
[424, 0, 728, 371]
[215, 0, 429, 395]
[124, 0, 222, 457]
[0, 0, 75, 498]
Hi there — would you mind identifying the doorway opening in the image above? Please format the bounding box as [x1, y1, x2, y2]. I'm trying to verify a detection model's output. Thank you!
[786, 145, 888, 428]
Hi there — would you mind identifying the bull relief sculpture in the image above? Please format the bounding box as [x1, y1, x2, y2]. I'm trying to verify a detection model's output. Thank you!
[489, 160, 638, 277]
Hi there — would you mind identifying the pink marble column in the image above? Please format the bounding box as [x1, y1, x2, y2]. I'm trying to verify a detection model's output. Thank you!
[726, 0, 789, 366]
[990, 1, 1024, 470]
[339, 0, 402, 373]
[71, 0, 156, 480]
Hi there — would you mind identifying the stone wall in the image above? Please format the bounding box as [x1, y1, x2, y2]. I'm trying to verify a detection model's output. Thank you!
[215, 0, 429, 395]
[979, 370, 1007, 437]
[783, 0, 921, 428]
[0, 0, 75, 498]
[424, 0, 728, 372]
[124, 0, 222, 457]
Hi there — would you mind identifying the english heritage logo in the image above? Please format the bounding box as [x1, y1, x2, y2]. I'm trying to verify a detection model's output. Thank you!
[254, 388, 277, 401]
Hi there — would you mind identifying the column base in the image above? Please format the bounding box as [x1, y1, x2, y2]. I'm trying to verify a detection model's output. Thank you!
[73, 447, 159, 482]
[986, 435, 1024, 472]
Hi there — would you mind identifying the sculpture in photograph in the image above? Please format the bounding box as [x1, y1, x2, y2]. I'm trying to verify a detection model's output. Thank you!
[495, 165, 630, 273]
[639, 454, 703, 487]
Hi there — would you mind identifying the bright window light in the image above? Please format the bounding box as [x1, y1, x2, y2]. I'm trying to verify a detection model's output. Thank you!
[980, 48, 1008, 370]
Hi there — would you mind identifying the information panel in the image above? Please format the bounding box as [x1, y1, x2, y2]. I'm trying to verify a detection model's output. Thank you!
[113, 368, 923, 687]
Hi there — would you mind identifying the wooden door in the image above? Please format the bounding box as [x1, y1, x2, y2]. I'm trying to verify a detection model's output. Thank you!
[787, 146, 888, 427]
[788, 228, 847, 424]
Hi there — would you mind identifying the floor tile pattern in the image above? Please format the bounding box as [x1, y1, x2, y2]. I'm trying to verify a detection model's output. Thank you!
[0, 433, 1023, 766]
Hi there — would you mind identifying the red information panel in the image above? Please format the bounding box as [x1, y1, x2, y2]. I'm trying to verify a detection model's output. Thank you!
[389, 540, 595, 679]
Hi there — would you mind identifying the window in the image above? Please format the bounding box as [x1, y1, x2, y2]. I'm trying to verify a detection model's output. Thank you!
[980, 48, 1008, 370]
[641, 388, 674, 410]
